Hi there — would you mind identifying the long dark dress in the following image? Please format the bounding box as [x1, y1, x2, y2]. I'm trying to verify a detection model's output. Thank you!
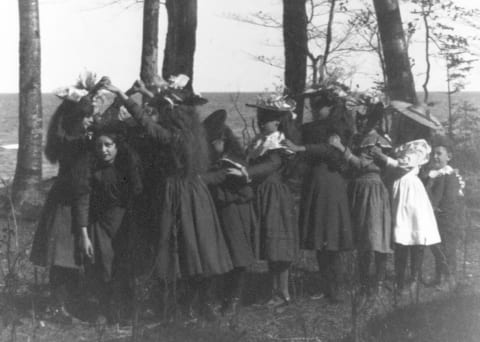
[202, 155, 258, 268]
[248, 149, 297, 262]
[72, 152, 141, 282]
[123, 99, 233, 280]
[299, 119, 353, 252]
[347, 131, 392, 253]
[30, 134, 89, 269]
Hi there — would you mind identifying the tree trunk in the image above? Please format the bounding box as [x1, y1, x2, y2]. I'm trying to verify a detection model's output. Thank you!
[283, 0, 308, 124]
[140, 0, 160, 91]
[319, 0, 336, 83]
[162, 0, 197, 90]
[14, 0, 43, 209]
[373, 0, 428, 142]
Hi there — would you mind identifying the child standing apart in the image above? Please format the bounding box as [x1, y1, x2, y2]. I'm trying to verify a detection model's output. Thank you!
[425, 137, 461, 290]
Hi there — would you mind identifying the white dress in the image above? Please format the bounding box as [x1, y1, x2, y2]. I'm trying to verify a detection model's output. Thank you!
[387, 139, 441, 246]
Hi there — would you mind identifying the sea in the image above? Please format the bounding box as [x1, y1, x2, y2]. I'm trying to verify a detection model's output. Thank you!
[1, 91, 479, 180]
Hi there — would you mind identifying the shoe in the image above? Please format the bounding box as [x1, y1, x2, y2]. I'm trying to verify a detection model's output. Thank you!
[199, 303, 219, 322]
[310, 292, 325, 300]
[221, 297, 240, 316]
[50, 305, 74, 325]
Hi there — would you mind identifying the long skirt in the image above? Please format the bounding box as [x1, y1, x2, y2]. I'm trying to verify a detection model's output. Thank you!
[392, 170, 441, 246]
[256, 179, 297, 262]
[218, 201, 258, 268]
[88, 207, 127, 282]
[299, 164, 353, 251]
[30, 179, 81, 269]
[155, 177, 233, 281]
[349, 173, 392, 253]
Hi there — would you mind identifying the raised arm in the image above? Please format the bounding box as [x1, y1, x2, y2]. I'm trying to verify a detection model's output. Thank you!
[103, 80, 173, 143]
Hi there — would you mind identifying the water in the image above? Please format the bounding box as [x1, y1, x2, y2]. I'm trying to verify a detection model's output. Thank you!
[1, 92, 479, 180]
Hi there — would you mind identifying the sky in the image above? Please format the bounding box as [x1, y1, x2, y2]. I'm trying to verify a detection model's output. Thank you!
[0, 0, 479, 93]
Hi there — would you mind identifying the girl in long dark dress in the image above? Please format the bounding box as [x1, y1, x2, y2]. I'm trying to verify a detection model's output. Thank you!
[329, 103, 393, 294]
[201, 109, 258, 315]
[230, 97, 298, 306]
[30, 96, 95, 323]
[72, 125, 143, 323]
[104, 79, 233, 320]
[284, 88, 354, 302]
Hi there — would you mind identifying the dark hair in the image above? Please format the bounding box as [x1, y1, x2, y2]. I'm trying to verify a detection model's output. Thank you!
[45, 97, 94, 163]
[208, 126, 246, 163]
[72, 123, 143, 198]
[365, 102, 385, 132]
[431, 135, 454, 154]
[158, 104, 210, 177]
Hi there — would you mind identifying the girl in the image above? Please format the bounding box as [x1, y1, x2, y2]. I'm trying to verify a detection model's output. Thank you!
[30, 92, 96, 323]
[284, 87, 353, 303]
[231, 96, 298, 306]
[72, 125, 143, 323]
[329, 103, 393, 295]
[201, 109, 258, 315]
[371, 100, 441, 294]
[104, 78, 233, 321]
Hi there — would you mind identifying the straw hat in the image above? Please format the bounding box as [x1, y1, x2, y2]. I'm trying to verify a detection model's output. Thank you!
[246, 94, 296, 124]
[390, 100, 441, 130]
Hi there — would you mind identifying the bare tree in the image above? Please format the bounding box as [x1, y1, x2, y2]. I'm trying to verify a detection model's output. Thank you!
[283, 0, 308, 122]
[162, 0, 197, 89]
[14, 0, 43, 209]
[140, 0, 160, 90]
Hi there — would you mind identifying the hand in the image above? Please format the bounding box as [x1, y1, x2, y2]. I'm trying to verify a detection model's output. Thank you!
[117, 106, 132, 121]
[282, 139, 304, 152]
[328, 134, 344, 151]
[80, 231, 94, 260]
[369, 145, 383, 157]
[226, 168, 244, 177]
[102, 81, 122, 95]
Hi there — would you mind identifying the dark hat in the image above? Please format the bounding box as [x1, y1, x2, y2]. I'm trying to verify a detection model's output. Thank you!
[203, 109, 227, 142]
[390, 101, 441, 130]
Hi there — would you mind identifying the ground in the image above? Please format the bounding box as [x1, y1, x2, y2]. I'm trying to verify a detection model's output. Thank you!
[1, 188, 480, 342]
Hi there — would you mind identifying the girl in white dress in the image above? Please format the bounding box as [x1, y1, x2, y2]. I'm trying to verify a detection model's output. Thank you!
[372, 101, 441, 293]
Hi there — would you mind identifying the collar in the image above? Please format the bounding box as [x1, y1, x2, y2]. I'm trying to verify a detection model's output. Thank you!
[247, 131, 293, 160]
[428, 165, 454, 179]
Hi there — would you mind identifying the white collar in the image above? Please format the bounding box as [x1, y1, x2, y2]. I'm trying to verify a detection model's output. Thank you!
[247, 131, 292, 160]
[428, 165, 454, 179]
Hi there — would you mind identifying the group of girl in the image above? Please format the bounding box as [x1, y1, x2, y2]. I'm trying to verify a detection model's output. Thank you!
[30, 75, 462, 325]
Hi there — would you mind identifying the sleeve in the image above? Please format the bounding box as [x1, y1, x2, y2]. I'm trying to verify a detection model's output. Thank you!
[304, 143, 334, 158]
[123, 98, 172, 143]
[444, 174, 460, 205]
[426, 177, 445, 210]
[345, 149, 378, 172]
[201, 169, 228, 185]
[246, 151, 282, 180]
[71, 154, 93, 230]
